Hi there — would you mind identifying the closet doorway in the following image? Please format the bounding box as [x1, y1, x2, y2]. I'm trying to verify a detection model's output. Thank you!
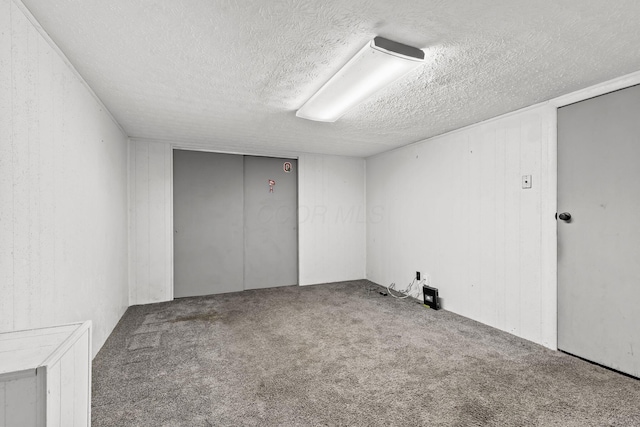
[173, 150, 298, 297]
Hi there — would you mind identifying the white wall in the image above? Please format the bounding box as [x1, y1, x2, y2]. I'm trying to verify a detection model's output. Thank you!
[128, 139, 173, 305]
[298, 154, 366, 285]
[128, 144, 367, 300]
[367, 104, 558, 349]
[0, 0, 129, 355]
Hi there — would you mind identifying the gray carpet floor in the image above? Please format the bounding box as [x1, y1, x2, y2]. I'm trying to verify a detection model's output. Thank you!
[92, 280, 640, 426]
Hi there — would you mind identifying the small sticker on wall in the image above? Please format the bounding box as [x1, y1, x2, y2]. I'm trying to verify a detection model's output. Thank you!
[269, 179, 275, 193]
[283, 161, 292, 173]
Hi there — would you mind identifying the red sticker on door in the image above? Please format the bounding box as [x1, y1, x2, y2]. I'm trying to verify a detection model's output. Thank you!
[269, 179, 275, 193]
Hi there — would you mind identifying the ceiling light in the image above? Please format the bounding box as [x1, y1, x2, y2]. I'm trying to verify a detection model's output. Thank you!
[296, 37, 425, 122]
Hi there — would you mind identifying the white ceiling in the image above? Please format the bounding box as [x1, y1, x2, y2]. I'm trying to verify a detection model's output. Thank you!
[21, 0, 640, 158]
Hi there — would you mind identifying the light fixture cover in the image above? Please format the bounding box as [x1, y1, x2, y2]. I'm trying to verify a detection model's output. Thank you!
[296, 37, 425, 122]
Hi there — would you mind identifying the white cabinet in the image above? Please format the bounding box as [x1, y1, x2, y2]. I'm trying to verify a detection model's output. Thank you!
[0, 321, 92, 427]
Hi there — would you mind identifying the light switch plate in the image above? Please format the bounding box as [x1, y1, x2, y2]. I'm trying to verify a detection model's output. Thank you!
[522, 175, 532, 189]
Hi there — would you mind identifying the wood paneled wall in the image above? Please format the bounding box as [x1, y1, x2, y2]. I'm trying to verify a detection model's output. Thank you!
[128, 139, 173, 305]
[0, 0, 129, 355]
[298, 154, 366, 285]
[366, 105, 558, 348]
[128, 146, 368, 300]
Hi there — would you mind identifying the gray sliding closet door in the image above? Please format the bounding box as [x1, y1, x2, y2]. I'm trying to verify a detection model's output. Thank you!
[243, 156, 298, 290]
[173, 150, 244, 297]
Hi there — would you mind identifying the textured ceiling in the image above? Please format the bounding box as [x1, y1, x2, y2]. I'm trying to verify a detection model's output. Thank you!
[20, 0, 640, 157]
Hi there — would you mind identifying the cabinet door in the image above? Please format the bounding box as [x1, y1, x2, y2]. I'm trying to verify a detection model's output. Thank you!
[1, 372, 39, 427]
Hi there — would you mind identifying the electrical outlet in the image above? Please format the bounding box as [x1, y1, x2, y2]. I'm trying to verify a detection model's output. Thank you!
[416, 271, 421, 281]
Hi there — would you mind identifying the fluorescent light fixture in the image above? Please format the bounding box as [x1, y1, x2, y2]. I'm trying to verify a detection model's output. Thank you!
[296, 37, 425, 122]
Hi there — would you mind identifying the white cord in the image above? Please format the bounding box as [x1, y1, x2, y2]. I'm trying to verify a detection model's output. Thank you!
[387, 278, 424, 299]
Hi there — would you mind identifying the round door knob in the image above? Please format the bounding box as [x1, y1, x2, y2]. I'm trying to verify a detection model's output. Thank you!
[558, 212, 571, 221]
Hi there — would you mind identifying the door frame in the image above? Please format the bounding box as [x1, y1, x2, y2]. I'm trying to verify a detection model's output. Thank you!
[168, 146, 299, 300]
[550, 69, 640, 350]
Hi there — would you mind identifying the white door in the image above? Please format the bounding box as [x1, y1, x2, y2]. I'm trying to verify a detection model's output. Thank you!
[557, 84, 640, 377]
